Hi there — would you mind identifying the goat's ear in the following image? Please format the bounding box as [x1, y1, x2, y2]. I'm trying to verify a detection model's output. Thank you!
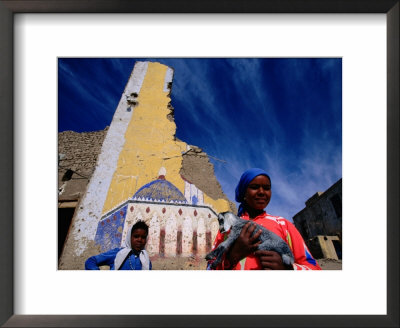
[223, 213, 234, 232]
[223, 220, 231, 233]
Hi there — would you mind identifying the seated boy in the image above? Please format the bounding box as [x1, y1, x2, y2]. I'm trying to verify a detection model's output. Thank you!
[85, 221, 152, 270]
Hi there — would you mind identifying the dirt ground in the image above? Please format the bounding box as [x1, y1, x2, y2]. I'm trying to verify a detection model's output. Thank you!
[316, 258, 342, 270]
[151, 256, 342, 270]
[151, 255, 208, 270]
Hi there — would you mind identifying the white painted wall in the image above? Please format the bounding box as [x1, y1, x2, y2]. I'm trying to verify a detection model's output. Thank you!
[63, 62, 148, 257]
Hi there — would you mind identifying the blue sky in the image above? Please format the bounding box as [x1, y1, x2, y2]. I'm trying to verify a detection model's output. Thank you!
[58, 58, 342, 221]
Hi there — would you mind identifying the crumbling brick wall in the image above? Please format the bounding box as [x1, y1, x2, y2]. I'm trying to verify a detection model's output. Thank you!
[180, 145, 236, 213]
[58, 128, 108, 201]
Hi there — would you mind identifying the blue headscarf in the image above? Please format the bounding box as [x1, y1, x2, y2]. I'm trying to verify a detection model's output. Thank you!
[235, 168, 271, 216]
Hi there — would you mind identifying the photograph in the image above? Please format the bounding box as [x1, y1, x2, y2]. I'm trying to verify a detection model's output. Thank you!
[58, 58, 342, 271]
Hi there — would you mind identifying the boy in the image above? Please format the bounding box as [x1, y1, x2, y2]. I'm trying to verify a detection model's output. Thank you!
[85, 221, 152, 270]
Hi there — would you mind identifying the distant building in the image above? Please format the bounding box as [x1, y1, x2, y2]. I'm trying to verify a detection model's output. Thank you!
[293, 178, 342, 260]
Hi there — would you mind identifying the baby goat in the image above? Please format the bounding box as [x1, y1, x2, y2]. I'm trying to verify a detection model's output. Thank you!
[206, 212, 294, 269]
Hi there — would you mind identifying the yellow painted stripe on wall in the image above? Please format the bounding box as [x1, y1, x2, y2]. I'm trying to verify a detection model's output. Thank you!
[102, 61, 231, 216]
[102, 62, 187, 214]
[203, 194, 231, 213]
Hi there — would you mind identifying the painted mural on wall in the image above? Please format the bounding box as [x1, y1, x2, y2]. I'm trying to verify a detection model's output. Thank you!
[94, 167, 219, 258]
[59, 61, 231, 269]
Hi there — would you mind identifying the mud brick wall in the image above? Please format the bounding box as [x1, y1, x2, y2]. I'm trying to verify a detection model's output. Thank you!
[58, 128, 107, 201]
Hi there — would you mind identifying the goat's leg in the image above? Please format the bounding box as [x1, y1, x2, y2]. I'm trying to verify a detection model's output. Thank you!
[210, 245, 227, 268]
[205, 235, 233, 261]
[209, 237, 236, 268]
[205, 247, 219, 260]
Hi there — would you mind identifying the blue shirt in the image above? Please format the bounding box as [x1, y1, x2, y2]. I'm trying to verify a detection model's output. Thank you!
[85, 248, 152, 270]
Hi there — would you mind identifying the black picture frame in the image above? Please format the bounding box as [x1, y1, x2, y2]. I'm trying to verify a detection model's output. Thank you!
[1, 1, 398, 327]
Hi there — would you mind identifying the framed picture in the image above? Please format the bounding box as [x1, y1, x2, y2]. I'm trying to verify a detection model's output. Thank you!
[1, 0, 398, 327]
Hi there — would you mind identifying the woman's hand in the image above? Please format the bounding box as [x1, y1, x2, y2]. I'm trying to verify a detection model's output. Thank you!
[255, 250, 293, 270]
[226, 222, 262, 268]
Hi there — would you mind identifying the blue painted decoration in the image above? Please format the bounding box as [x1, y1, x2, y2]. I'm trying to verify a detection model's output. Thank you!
[132, 178, 187, 203]
[95, 204, 127, 252]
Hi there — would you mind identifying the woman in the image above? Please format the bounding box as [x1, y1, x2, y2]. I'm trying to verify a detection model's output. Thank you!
[208, 168, 321, 270]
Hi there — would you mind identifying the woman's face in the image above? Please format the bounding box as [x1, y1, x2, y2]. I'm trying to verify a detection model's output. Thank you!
[244, 175, 271, 211]
[131, 228, 148, 252]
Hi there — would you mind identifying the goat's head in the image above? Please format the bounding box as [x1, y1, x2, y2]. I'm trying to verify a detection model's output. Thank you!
[217, 212, 239, 233]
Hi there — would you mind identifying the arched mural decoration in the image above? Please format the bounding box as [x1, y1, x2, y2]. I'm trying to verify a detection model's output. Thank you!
[148, 214, 160, 255]
[165, 215, 178, 257]
[182, 216, 193, 256]
[93, 167, 220, 259]
[197, 217, 207, 255]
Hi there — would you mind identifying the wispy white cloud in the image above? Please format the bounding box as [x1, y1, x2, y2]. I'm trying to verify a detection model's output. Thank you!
[59, 59, 125, 130]
[167, 58, 341, 221]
